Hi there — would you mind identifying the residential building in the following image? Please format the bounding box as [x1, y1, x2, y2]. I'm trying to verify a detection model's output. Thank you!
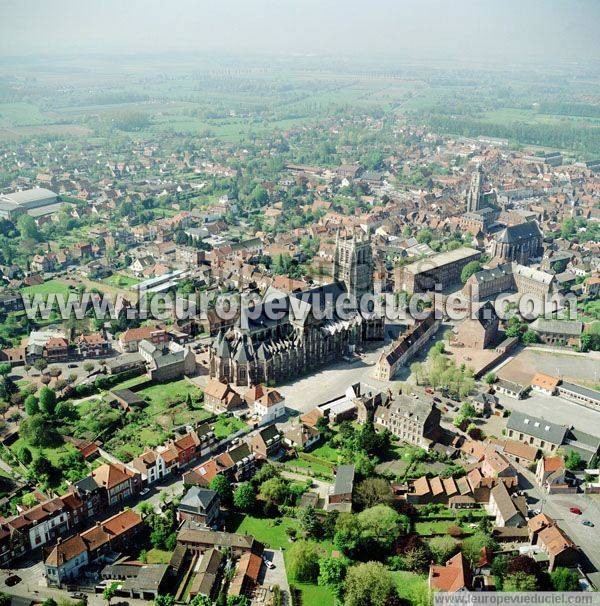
[250, 425, 282, 459]
[326, 465, 355, 512]
[429, 553, 472, 593]
[177, 487, 220, 527]
[373, 392, 441, 448]
[203, 379, 243, 413]
[506, 412, 568, 453]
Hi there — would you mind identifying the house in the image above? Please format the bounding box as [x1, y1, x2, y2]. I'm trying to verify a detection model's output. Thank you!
[535, 456, 573, 494]
[252, 388, 285, 425]
[76, 332, 110, 358]
[118, 326, 168, 353]
[495, 378, 530, 399]
[486, 481, 526, 527]
[45, 510, 142, 586]
[528, 513, 579, 571]
[250, 425, 282, 459]
[91, 463, 141, 507]
[203, 379, 243, 413]
[188, 548, 225, 601]
[8, 497, 70, 553]
[177, 487, 220, 528]
[326, 465, 354, 512]
[131, 451, 167, 486]
[531, 373, 560, 396]
[283, 422, 321, 450]
[506, 412, 568, 453]
[100, 562, 169, 600]
[176, 521, 263, 558]
[429, 553, 472, 593]
[373, 392, 441, 449]
[228, 551, 262, 598]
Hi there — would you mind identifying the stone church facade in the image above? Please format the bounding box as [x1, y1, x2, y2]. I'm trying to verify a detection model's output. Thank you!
[209, 230, 384, 387]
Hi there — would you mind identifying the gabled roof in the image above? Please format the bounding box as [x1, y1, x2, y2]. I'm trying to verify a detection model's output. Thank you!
[429, 553, 472, 592]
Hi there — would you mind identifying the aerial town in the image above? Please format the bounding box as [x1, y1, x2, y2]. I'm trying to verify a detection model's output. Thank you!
[0, 3, 599, 606]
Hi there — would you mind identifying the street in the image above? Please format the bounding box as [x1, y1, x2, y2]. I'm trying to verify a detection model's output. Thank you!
[516, 461, 600, 588]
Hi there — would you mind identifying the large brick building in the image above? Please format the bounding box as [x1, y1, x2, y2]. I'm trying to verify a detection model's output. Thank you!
[490, 221, 543, 264]
[397, 247, 481, 293]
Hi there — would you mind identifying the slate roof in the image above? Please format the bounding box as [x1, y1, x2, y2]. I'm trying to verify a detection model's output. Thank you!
[506, 411, 568, 445]
[495, 221, 542, 244]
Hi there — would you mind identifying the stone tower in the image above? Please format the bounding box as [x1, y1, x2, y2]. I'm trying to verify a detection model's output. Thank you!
[333, 228, 374, 302]
[466, 164, 484, 213]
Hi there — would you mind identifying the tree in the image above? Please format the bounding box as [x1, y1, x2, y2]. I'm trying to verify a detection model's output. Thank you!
[83, 361, 95, 372]
[318, 556, 348, 600]
[190, 596, 213, 606]
[429, 535, 458, 564]
[507, 555, 539, 577]
[38, 386, 57, 416]
[227, 596, 250, 606]
[33, 358, 48, 372]
[209, 474, 232, 505]
[522, 330, 539, 344]
[0, 363, 10, 376]
[42, 600, 57, 606]
[259, 477, 288, 505]
[103, 581, 119, 605]
[334, 513, 363, 556]
[287, 540, 321, 583]
[344, 562, 395, 606]
[20, 414, 62, 448]
[485, 372, 496, 385]
[564, 450, 581, 471]
[402, 545, 431, 573]
[0, 594, 9, 606]
[550, 567, 580, 591]
[154, 595, 176, 606]
[18, 446, 32, 466]
[299, 505, 321, 538]
[503, 572, 538, 591]
[461, 261, 482, 284]
[233, 482, 256, 512]
[461, 532, 497, 564]
[354, 477, 394, 510]
[357, 505, 408, 552]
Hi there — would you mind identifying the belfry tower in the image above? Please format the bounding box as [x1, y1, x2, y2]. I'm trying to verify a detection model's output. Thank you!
[333, 228, 374, 301]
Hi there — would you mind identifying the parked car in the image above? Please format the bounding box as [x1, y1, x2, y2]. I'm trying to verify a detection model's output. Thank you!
[582, 519, 594, 527]
[140, 488, 150, 496]
[570, 507, 583, 515]
[5, 574, 21, 586]
[263, 557, 274, 569]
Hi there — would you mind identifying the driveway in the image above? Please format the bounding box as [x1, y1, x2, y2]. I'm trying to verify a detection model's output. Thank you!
[256, 549, 290, 604]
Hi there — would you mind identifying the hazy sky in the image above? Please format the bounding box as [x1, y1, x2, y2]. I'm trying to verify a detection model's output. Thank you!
[1, 0, 599, 64]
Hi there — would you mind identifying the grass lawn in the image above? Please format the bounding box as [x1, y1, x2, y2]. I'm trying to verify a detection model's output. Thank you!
[391, 571, 429, 605]
[212, 415, 247, 439]
[22, 279, 73, 299]
[10, 437, 79, 467]
[103, 273, 140, 288]
[285, 458, 334, 478]
[308, 442, 341, 463]
[414, 520, 475, 536]
[291, 581, 335, 606]
[228, 513, 300, 550]
[145, 548, 173, 564]
[102, 379, 210, 459]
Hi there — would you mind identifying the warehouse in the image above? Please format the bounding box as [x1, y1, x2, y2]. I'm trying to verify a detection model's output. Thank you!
[0, 187, 60, 219]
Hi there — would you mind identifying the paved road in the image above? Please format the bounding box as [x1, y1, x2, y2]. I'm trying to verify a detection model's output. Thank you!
[496, 390, 600, 435]
[258, 549, 290, 604]
[516, 462, 600, 588]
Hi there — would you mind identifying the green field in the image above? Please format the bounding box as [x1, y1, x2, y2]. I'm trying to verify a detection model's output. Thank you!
[228, 513, 300, 549]
[212, 416, 247, 439]
[103, 273, 140, 288]
[22, 279, 73, 299]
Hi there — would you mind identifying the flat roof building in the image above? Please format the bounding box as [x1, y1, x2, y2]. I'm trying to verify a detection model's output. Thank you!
[0, 188, 59, 219]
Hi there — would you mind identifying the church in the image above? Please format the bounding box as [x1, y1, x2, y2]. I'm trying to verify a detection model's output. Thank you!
[209, 230, 384, 387]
